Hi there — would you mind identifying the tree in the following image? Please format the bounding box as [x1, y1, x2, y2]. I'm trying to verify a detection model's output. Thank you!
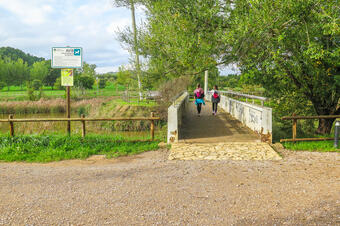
[0, 58, 6, 85]
[113, 0, 144, 99]
[45, 60, 60, 89]
[116, 66, 134, 89]
[118, 0, 228, 87]
[75, 76, 95, 89]
[0, 47, 44, 66]
[30, 61, 49, 82]
[12, 58, 29, 89]
[2, 57, 15, 90]
[227, 0, 339, 134]
[128, 0, 339, 134]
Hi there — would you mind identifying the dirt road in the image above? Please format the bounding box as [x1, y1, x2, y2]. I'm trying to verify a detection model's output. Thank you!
[0, 147, 339, 225]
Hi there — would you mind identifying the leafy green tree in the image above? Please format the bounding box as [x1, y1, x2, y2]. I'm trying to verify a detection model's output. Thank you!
[116, 66, 134, 89]
[75, 76, 95, 89]
[81, 63, 97, 78]
[12, 58, 29, 89]
[0, 58, 6, 84]
[119, 0, 228, 87]
[127, 0, 339, 134]
[30, 61, 49, 82]
[0, 47, 44, 66]
[1, 57, 15, 90]
[114, 0, 144, 99]
[44, 60, 60, 89]
[227, 0, 339, 134]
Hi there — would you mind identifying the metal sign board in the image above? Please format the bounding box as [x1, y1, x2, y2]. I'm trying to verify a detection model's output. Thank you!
[61, 69, 74, 86]
[52, 47, 83, 68]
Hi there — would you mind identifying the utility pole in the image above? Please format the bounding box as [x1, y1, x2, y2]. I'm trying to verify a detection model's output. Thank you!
[204, 70, 208, 95]
[131, 0, 143, 100]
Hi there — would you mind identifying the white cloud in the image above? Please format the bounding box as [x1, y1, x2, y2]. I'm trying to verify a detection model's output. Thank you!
[96, 66, 119, 74]
[0, 0, 53, 25]
[51, 36, 67, 43]
[0, 0, 144, 73]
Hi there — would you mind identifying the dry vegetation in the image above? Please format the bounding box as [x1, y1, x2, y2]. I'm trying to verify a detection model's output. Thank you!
[156, 76, 191, 120]
[0, 97, 112, 114]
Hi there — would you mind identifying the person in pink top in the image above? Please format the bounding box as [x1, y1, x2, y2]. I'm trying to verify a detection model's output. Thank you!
[194, 84, 205, 116]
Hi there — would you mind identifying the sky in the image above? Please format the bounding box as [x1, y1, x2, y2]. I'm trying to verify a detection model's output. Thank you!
[0, 0, 238, 75]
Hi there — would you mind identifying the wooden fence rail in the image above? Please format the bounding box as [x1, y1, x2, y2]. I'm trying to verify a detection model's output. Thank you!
[0, 113, 160, 140]
[280, 114, 340, 142]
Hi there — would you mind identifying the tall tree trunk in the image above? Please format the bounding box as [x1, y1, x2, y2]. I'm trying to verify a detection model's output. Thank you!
[131, 0, 143, 100]
[316, 118, 336, 134]
[311, 98, 339, 135]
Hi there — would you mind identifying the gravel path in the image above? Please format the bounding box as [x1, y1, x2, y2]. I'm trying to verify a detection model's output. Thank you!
[0, 147, 339, 225]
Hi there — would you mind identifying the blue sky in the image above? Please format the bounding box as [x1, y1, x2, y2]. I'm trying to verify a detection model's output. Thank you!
[0, 0, 238, 74]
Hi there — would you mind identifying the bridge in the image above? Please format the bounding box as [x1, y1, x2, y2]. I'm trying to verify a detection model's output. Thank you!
[167, 91, 281, 161]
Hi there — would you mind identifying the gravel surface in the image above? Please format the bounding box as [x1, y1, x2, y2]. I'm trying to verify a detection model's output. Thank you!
[0, 146, 339, 225]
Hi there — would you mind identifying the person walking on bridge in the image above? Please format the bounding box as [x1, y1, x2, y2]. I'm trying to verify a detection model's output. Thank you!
[211, 85, 220, 115]
[194, 84, 205, 117]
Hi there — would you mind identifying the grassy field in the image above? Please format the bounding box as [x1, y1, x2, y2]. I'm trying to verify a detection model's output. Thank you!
[0, 82, 126, 101]
[282, 140, 339, 152]
[0, 134, 161, 163]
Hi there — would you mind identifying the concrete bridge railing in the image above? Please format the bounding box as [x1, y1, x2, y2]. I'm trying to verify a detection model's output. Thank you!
[207, 92, 272, 142]
[167, 91, 189, 143]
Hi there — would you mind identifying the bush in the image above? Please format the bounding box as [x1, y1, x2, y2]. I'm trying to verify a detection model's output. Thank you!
[27, 87, 43, 101]
[32, 79, 42, 91]
[53, 77, 65, 90]
[156, 76, 191, 120]
[75, 76, 95, 89]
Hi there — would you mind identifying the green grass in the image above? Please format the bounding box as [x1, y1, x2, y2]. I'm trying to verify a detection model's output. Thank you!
[0, 82, 126, 101]
[0, 134, 160, 163]
[282, 140, 339, 152]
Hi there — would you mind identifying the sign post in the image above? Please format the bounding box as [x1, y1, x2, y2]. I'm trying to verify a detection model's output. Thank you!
[52, 47, 82, 135]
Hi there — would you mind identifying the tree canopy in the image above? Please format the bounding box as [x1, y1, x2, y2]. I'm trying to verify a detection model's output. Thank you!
[117, 0, 339, 134]
[0, 47, 44, 66]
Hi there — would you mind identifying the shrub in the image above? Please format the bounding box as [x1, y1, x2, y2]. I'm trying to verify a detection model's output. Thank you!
[27, 86, 43, 101]
[156, 76, 191, 120]
[53, 77, 65, 90]
[32, 79, 42, 91]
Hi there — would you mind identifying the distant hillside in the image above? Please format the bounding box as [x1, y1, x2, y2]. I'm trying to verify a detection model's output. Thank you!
[0, 47, 45, 66]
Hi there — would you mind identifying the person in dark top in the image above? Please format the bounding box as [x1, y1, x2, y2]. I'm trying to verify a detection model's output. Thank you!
[211, 85, 220, 115]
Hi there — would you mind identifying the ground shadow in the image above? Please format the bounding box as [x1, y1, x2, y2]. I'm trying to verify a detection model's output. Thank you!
[180, 102, 260, 143]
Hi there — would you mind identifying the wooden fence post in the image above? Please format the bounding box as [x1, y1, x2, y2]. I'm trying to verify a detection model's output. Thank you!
[66, 86, 71, 136]
[292, 113, 297, 141]
[9, 114, 14, 137]
[81, 114, 86, 138]
[150, 112, 155, 141]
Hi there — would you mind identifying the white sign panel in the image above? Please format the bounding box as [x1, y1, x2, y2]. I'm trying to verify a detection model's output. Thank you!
[51, 47, 83, 68]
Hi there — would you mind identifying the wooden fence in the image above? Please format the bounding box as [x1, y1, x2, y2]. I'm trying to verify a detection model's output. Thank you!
[0, 112, 160, 140]
[280, 114, 340, 142]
